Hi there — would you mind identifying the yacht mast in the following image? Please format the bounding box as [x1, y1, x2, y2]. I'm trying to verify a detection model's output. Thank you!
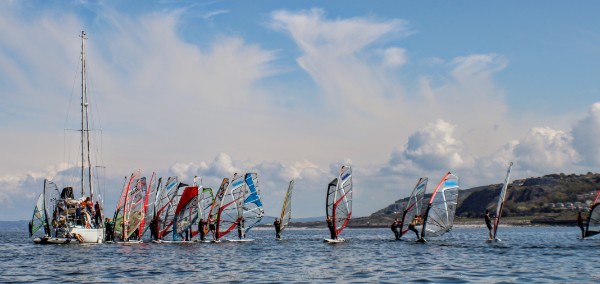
[80, 31, 94, 199]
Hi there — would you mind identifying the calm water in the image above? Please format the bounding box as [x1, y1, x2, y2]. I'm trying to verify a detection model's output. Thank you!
[1, 226, 598, 283]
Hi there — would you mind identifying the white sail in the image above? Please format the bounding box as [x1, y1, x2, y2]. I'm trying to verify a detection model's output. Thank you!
[400, 178, 428, 237]
[326, 166, 353, 238]
[216, 174, 246, 240]
[241, 173, 265, 234]
[420, 172, 459, 239]
[279, 179, 294, 233]
[586, 203, 600, 238]
[492, 162, 513, 239]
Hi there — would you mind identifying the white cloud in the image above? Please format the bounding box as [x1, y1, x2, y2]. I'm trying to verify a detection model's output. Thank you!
[572, 102, 600, 166]
[396, 119, 474, 171]
[513, 127, 580, 172]
[382, 47, 407, 68]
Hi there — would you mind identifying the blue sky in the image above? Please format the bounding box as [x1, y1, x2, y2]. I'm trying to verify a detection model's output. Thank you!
[1, 0, 599, 220]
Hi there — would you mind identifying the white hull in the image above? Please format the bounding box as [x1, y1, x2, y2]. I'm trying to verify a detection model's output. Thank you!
[69, 227, 105, 243]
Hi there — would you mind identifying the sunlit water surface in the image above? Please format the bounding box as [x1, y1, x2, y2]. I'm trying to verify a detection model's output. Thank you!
[1, 226, 599, 283]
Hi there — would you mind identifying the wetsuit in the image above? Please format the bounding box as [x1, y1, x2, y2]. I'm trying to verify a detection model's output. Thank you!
[391, 221, 399, 240]
[485, 214, 492, 231]
[274, 220, 281, 239]
[327, 218, 336, 239]
[198, 219, 206, 241]
[577, 214, 585, 238]
[408, 222, 420, 239]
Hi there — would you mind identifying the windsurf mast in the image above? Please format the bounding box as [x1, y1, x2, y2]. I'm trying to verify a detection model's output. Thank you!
[492, 162, 513, 239]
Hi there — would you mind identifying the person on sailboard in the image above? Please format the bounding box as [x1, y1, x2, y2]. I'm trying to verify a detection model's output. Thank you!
[391, 218, 400, 240]
[150, 217, 158, 240]
[326, 216, 336, 240]
[484, 210, 493, 240]
[105, 218, 115, 242]
[577, 211, 585, 239]
[237, 217, 245, 239]
[274, 218, 281, 239]
[198, 218, 206, 241]
[408, 215, 421, 239]
[208, 216, 216, 240]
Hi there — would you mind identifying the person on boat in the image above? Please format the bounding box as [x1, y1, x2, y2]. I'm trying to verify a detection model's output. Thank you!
[237, 217, 245, 239]
[274, 218, 281, 239]
[93, 201, 101, 227]
[85, 197, 93, 216]
[75, 202, 82, 226]
[391, 218, 400, 240]
[326, 216, 336, 240]
[484, 210, 493, 240]
[577, 211, 585, 239]
[408, 215, 421, 239]
[198, 218, 206, 241]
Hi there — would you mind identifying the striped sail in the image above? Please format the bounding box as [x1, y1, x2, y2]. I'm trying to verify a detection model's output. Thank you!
[326, 166, 353, 238]
[241, 173, 265, 234]
[209, 178, 229, 240]
[216, 174, 246, 240]
[420, 172, 459, 239]
[400, 177, 428, 237]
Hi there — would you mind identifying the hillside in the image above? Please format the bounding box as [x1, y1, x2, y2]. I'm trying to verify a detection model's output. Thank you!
[352, 172, 600, 227]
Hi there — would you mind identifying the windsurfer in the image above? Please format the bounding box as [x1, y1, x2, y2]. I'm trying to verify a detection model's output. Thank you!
[150, 217, 158, 240]
[208, 216, 216, 240]
[484, 210, 493, 240]
[577, 212, 585, 239]
[274, 218, 281, 239]
[391, 218, 400, 240]
[104, 218, 115, 242]
[409, 215, 421, 239]
[237, 217, 245, 240]
[326, 216, 336, 240]
[198, 218, 206, 241]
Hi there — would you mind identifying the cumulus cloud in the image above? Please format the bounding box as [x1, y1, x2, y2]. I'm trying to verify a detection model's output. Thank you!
[572, 102, 600, 166]
[513, 127, 580, 172]
[387, 119, 474, 172]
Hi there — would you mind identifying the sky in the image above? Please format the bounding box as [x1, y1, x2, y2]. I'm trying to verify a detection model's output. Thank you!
[1, 0, 599, 221]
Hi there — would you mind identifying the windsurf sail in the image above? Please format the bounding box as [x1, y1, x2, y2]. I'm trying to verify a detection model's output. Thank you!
[420, 172, 459, 239]
[279, 179, 294, 233]
[216, 174, 246, 240]
[113, 172, 136, 241]
[30, 180, 52, 238]
[156, 176, 183, 239]
[586, 203, 600, 237]
[208, 178, 229, 239]
[123, 175, 146, 240]
[196, 177, 214, 236]
[139, 172, 156, 238]
[492, 162, 513, 240]
[141, 174, 159, 237]
[241, 173, 265, 234]
[173, 184, 199, 240]
[400, 178, 428, 237]
[326, 166, 353, 238]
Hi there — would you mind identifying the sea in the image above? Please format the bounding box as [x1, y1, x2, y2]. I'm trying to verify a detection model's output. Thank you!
[1, 226, 598, 283]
